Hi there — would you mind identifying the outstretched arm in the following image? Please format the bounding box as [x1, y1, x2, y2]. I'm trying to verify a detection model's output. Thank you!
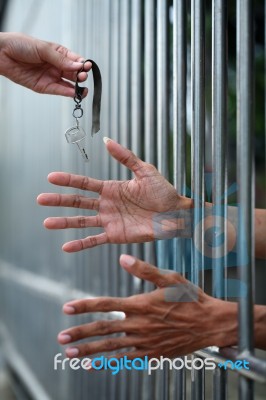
[37, 138, 266, 259]
[57, 256, 266, 360]
[0, 32, 91, 97]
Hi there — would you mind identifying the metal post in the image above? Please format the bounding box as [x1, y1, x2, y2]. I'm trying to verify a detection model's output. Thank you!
[157, 2, 170, 398]
[156, 0, 170, 270]
[191, 0, 205, 398]
[212, 0, 228, 398]
[173, 1, 187, 399]
[236, 0, 255, 399]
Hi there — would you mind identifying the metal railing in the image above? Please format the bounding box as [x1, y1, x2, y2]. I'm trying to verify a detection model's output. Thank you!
[0, 0, 265, 399]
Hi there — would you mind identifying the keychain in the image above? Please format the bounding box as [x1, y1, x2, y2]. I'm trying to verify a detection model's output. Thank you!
[65, 59, 102, 162]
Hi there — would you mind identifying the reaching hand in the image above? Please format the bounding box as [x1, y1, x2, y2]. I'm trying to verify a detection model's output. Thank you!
[58, 256, 237, 360]
[0, 32, 90, 97]
[37, 138, 191, 252]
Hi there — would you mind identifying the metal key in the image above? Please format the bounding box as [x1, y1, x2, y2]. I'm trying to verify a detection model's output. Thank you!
[65, 124, 89, 162]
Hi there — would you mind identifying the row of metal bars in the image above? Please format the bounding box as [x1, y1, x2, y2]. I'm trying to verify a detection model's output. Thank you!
[171, 0, 254, 399]
[78, 0, 257, 399]
[107, 0, 258, 399]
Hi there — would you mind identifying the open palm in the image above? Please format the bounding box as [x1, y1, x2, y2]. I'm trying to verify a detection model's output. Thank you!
[37, 139, 189, 252]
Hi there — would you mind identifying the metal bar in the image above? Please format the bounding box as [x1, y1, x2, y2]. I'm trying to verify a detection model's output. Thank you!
[191, 0, 205, 398]
[173, 0, 187, 275]
[212, 1, 228, 398]
[144, 0, 156, 166]
[191, 0, 205, 286]
[212, 0, 227, 298]
[213, 368, 227, 400]
[131, 0, 142, 157]
[119, 0, 131, 160]
[157, 2, 170, 398]
[172, 1, 187, 399]
[157, 0, 169, 177]
[236, 0, 255, 398]
[143, 0, 157, 294]
[156, 0, 170, 272]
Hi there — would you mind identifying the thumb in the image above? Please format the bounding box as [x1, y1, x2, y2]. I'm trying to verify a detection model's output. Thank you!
[119, 254, 186, 288]
[40, 42, 84, 71]
[103, 137, 145, 177]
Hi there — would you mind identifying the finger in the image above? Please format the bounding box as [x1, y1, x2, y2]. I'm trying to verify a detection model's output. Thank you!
[65, 335, 143, 358]
[37, 193, 99, 211]
[46, 172, 104, 193]
[62, 70, 88, 83]
[43, 215, 101, 230]
[119, 255, 186, 287]
[62, 233, 108, 252]
[41, 42, 91, 72]
[63, 296, 135, 315]
[58, 319, 129, 344]
[103, 137, 146, 177]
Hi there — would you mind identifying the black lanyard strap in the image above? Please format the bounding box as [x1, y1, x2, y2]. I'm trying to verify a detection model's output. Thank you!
[75, 59, 102, 136]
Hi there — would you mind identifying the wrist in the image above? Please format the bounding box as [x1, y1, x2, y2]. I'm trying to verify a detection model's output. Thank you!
[207, 299, 238, 348]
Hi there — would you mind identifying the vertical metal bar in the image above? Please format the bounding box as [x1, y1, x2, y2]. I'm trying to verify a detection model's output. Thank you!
[173, 0, 187, 274]
[191, 0, 205, 286]
[212, 0, 227, 299]
[157, 0, 170, 272]
[191, 0, 205, 398]
[144, 0, 156, 166]
[130, 3, 144, 398]
[131, 0, 142, 157]
[236, 0, 255, 399]
[213, 366, 227, 400]
[157, 0, 169, 177]
[119, 0, 131, 159]
[212, 1, 228, 398]
[173, 1, 187, 399]
[173, 0, 187, 197]
[157, 2, 170, 398]
[108, 2, 120, 399]
[143, 0, 157, 286]
[143, 4, 157, 396]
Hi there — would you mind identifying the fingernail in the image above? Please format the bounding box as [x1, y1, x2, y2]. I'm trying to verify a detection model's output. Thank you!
[58, 333, 72, 344]
[66, 347, 79, 357]
[63, 305, 75, 314]
[120, 254, 136, 267]
[103, 137, 112, 144]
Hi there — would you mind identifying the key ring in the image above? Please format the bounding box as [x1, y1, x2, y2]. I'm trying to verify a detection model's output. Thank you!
[74, 59, 102, 136]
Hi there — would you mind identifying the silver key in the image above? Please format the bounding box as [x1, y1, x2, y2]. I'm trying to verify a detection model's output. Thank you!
[65, 124, 89, 162]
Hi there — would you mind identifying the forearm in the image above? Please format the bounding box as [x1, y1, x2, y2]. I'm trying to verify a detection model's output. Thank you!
[158, 198, 265, 259]
[254, 304, 266, 350]
[208, 300, 266, 350]
[255, 209, 266, 259]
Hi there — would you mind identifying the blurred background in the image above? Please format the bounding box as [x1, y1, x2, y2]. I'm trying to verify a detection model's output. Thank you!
[0, 0, 265, 399]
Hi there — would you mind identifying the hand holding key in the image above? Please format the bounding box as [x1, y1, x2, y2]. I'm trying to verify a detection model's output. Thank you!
[65, 121, 89, 162]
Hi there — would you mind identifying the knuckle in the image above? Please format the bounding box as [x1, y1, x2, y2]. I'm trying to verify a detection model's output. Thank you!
[80, 176, 90, 190]
[87, 237, 98, 248]
[78, 216, 86, 228]
[73, 195, 82, 208]
[104, 339, 117, 351]
[95, 320, 109, 335]
[72, 326, 83, 340]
